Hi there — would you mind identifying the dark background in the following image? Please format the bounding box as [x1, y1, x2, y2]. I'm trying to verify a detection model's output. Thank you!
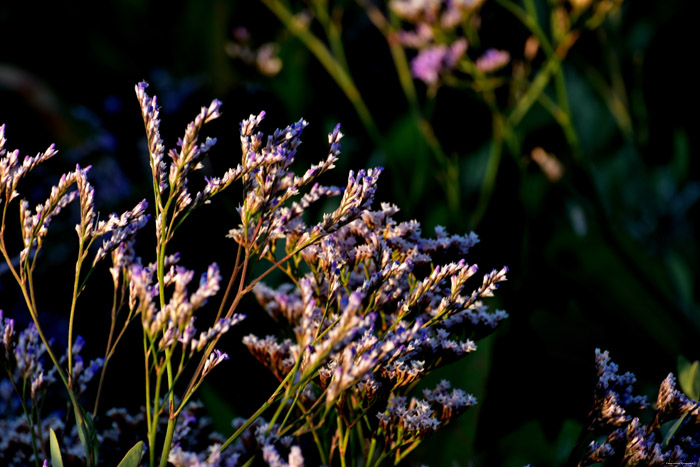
[1, 0, 698, 465]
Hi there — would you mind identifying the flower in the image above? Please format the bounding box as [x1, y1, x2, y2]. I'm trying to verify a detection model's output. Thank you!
[475, 48, 510, 73]
[411, 39, 467, 85]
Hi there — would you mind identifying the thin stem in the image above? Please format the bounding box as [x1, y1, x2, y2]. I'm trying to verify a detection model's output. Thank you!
[93, 286, 119, 417]
[508, 56, 560, 126]
[261, 0, 382, 146]
[395, 439, 421, 465]
[0, 231, 23, 287]
[359, 0, 460, 213]
[31, 389, 49, 461]
[367, 437, 378, 466]
[68, 237, 87, 383]
[267, 355, 303, 433]
[149, 364, 164, 467]
[277, 385, 303, 433]
[159, 346, 177, 465]
[470, 113, 504, 228]
[214, 244, 243, 323]
[219, 370, 293, 451]
[143, 331, 154, 465]
[183, 232, 325, 403]
[5, 370, 41, 466]
[21, 267, 95, 465]
[337, 414, 347, 467]
[311, 0, 349, 72]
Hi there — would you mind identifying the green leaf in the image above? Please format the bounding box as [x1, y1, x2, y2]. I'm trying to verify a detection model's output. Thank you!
[49, 428, 64, 467]
[116, 441, 144, 467]
[73, 403, 99, 466]
[662, 414, 687, 447]
[677, 356, 700, 400]
[199, 383, 237, 435]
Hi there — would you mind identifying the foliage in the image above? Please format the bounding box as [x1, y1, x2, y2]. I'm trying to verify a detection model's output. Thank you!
[1, 0, 698, 465]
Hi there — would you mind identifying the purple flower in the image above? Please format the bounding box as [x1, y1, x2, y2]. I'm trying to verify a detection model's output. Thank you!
[411, 39, 467, 85]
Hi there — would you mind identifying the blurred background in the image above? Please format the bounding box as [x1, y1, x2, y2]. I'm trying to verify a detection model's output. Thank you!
[1, 0, 698, 465]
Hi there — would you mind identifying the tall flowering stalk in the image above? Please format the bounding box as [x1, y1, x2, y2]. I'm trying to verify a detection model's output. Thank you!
[132, 82, 393, 465]
[1, 121, 150, 466]
[2, 83, 510, 466]
[132, 82, 508, 466]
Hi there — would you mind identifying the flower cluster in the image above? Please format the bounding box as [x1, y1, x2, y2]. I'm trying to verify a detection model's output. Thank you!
[377, 379, 476, 445]
[0, 312, 102, 465]
[0, 125, 58, 207]
[243, 188, 507, 462]
[575, 349, 700, 466]
[3, 81, 509, 466]
[389, 0, 507, 86]
[387, 0, 623, 92]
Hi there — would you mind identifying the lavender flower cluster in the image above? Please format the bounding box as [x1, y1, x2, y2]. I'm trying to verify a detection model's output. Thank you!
[389, 0, 508, 86]
[1, 81, 510, 466]
[0, 312, 102, 464]
[574, 349, 700, 466]
[388, 0, 623, 91]
[241, 195, 508, 461]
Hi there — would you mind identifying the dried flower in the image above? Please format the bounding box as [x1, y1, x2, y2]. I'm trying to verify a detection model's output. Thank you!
[475, 48, 510, 73]
[577, 350, 700, 466]
[0, 310, 15, 361]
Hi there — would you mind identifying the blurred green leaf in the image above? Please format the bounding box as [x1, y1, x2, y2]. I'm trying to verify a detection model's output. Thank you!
[553, 420, 582, 465]
[383, 114, 430, 210]
[565, 66, 616, 157]
[498, 419, 582, 467]
[50, 428, 64, 467]
[460, 141, 491, 198]
[116, 441, 144, 467]
[677, 356, 700, 400]
[270, 42, 311, 117]
[200, 382, 238, 435]
[545, 224, 687, 356]
[73, 404, 99, 465]
[672, 129, 690, 181]
[666, 251, 694, 313]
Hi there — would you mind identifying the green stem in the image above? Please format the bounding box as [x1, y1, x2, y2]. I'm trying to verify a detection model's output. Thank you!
[508, 56, 559, 126]
[262, 0, 382, 146]
[496, 0, 554, 57]
[68, 236, 84, 384]
[307, 413, 328, 465]
[278, 387, 303, 433]
[149, 365, 164, 467]
[395, 439, 421, 464]
[523, 0, 539, 22]
[267, 354, 303, 432]
[497, 0, 583, 161]
[359, 0, 460, 213]
[337, 414, 347, 467]
[367, 437, 378, 466]
[159, 348, 177, 466]
[22, 271, 95, 465]
[159, 415, 177, 467]
[220, 384, 285, 451]
[470, 114, 504, 228]
[311, 0, 349, 72]
[6, 371, 41, 466]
